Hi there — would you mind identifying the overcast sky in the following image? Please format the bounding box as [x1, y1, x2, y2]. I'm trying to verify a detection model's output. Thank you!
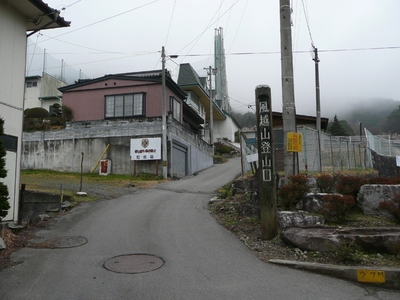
[27, 0, 400, 118]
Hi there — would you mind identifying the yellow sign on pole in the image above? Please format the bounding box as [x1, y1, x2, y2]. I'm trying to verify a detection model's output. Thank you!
[287, 132, 302, 152]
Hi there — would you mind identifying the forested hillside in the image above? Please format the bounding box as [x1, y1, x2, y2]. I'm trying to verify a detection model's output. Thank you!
[231, 98, 400, 135]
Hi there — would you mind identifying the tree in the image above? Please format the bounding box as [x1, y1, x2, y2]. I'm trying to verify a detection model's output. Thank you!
[50, 103, 62, 117]
[327, 115, 350, 136]
[0, 117, 10, 220]
[384, 105, 400, 134]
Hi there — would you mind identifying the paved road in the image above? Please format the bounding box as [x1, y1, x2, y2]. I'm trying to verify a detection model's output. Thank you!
[1, 158, 399, 299]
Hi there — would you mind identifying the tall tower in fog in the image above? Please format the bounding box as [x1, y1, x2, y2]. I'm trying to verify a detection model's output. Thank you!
[214, 27, 232, 113]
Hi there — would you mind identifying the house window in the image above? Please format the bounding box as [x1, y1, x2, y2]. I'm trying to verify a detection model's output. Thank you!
[105, 93, 145, 118]
[0, 134, 18, 152]
[170, 97, 181, 122]
[26, 81, 37, 88]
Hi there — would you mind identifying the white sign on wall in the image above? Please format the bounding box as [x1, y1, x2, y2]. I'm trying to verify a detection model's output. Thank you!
[130, 138, 161, 161]
[396, 156, 400, 167]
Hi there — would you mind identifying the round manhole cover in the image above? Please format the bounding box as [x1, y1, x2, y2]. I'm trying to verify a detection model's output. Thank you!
[104, 254, 164, 274]
[46, 236, 88, 248]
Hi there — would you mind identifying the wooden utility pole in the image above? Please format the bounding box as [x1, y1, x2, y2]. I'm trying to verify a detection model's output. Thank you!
[256, 85, 278, 240]
[280, 0, 298, 177]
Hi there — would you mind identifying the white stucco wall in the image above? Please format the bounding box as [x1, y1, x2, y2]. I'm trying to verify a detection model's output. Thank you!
[24, 78, 42, 109]
[0, 1, 27, 222]
[214, 115, 239, 142]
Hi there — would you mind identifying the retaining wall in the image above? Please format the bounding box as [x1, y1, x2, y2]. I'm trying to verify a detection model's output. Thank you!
[22, 119, 213, 176]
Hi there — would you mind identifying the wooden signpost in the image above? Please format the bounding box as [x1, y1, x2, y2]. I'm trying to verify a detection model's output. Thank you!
[255, 85, 278, 240]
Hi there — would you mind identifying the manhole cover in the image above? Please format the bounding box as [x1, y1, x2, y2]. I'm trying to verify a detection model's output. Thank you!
[46, 236, 88, 248]
[104, 254, 164, 274]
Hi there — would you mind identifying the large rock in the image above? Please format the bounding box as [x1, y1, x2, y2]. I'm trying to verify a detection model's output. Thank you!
[278, 211, 325, 230]
[296, 193, 325, 213]
[358, 184, 400, 220]
[282, 226, 400, 254]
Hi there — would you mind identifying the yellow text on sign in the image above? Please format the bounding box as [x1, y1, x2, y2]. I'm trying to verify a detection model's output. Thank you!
[286, 132, 303, 152]
[357, 270, 385, 283]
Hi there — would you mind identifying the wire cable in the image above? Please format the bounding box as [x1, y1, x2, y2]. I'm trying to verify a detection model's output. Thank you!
[227, 0, 248, 54]
[301, 0, 314, 47]
[164, 0, 177, 48]
[39, 0, 160, 42]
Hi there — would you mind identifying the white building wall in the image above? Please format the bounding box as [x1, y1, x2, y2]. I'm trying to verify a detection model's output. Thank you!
[0, 2, 26, 222]
[24, 78, 42, 109]
[214, 116, 239, 142]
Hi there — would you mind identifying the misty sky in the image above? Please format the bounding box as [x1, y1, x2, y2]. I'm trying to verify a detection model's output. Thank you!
[27, 0, 400, 118]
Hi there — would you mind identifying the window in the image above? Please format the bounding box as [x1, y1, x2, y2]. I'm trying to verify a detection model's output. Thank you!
[170, 97, 181, 122]
[105, 93, 145, 118]
[0, 135, 18, 152]
[26, 81, 37, 88]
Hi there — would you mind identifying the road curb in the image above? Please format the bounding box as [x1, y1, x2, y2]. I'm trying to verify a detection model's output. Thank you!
[269, 259, 400, 290]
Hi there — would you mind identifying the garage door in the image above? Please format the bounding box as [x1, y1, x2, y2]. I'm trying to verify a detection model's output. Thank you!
[171, 142, 187, 178]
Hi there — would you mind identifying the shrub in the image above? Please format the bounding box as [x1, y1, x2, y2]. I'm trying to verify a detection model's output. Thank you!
[335, 175, 366, 199]
[315, 173, 339, 193]
[277, 175, 310, 210]
[214, 142, 232, 156]
[0, 117, 10, 220]
[379, 194, 400, 223]
[367, 176, 400, 185]
[335, 241, 362, 264]
[24, 107, 49, 118]
[62, 105, 73, 122]
[319, 194, 355, 222]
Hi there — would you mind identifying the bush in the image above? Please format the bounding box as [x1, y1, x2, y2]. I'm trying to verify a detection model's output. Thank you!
[335, 241, 363, 264]
[62, 105, 73, 122]
[379, 194, 400, 223]
[335, 175, 366, 199]
[277, 175, 310, 210]
[214, 142, 232, 156]
[315, 173, 339, 193]
[0, 117, 10, 220]
[319, 194, 355, 222]
[24, 107, 49, 118]
[23, 118, 52, 132]
[367, 176, 400, 185]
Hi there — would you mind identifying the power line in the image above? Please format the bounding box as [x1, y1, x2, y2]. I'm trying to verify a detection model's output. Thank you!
[170, 46, 400, 57]
[164, 0, 177, 47]
[38, 0, 160, 42]
[301, 0, 314, 47]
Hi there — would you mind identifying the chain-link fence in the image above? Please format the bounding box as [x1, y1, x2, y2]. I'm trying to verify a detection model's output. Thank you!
[240, 126, 373, 175]
[365, 128, 400, 157]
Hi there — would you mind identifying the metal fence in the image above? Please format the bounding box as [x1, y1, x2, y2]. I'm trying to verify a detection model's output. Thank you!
[365, 128, 400, 157]
[240, 127, 374, 175]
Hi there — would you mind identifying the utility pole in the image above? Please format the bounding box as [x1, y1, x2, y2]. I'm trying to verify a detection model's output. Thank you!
[313, 47, 321, 135]
[313, 47, 322, 172]
[205, 66, 216, 152]
[280, 0, 298, 177]
[161, 46, 168, 179]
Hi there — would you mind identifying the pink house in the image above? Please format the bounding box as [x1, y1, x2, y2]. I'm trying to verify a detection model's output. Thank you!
[47, 70, 211, 178]
[60, 70, 189, 125]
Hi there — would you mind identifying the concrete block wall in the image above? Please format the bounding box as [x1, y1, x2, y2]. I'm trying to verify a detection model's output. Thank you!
[22, 119, 213, 176]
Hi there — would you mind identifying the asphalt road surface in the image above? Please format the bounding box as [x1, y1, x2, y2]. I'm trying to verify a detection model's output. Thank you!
[1, 157, 399, 299]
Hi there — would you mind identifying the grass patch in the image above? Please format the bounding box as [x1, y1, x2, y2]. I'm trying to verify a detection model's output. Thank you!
[21, 170, 164, 202]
